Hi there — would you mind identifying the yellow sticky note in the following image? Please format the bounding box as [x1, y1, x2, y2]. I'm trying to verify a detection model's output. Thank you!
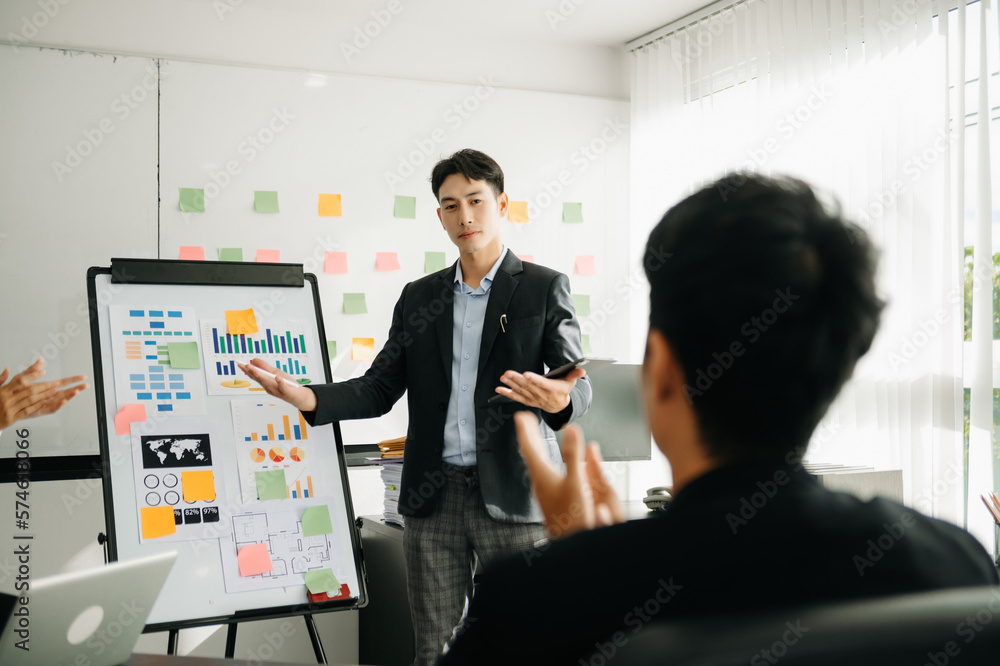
[352, 337, 376, 361]
[225, 308, 258, 335]
[319, 193, 343, 217]
[141, 506, 176, 540]
[182, 470, 216, 502]
[508, 201, 529, 223]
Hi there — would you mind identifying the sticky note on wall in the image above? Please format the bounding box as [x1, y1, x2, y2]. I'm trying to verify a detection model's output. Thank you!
[256, 249, 280, 263]
[319, 193, 343, 217]
[167, 342, 200, 369]
[219, 248, 243, 262]
[572, 294, 591, 316]
[238, 543, 273, 577]
[225, 309, 259, 335]
[563, 202, 584, 223]
[114, 404, 147, 435]
[141, 506, 176, 540]
[582, 334, 592, 354]
[179, 188, 205, 213]
[575, 255, 597, 275]
[254, 190, 280, 213]
[508, 201, 529, 223]
[179, 246, 205, 261]
[517, 254, 535, 264]
[302, 505, 334, 537]
[352, 338, 376, 361]
[343, 293, 367, 314]
[324, 252, 348, 274]
[424, 252, 446, 273]
[182, 470, 216, 502]
[255, 469, 287, 500]
[376, 252, 401, 271]
[327, 340, 337, 359]
[394, 196, 416, 219]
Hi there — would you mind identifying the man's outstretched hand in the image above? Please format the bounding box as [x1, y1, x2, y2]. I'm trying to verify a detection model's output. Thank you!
[237, 358, 318, 412]
[515, 411, 624, 539]
[0, 359, 88, 431]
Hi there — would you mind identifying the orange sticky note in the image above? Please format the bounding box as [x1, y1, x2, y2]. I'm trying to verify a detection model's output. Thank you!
[179, 246, 205, 261]
[319, 193, 343, 217]
[114, 404, 147, 435]
[256, 249, 280, 263]
[141, 506, 176, 540]
[517, 254, 535, 264]
[182, 470, 216, 502]
[575, 255, 597, 275]
[325, 252, 348, 274]
[508, 201, 529, 223]
[376, 252, 401, 271]
[225, 308, 258, 335]
[352, 337, 376, 361]
[238, 543, 273, 577]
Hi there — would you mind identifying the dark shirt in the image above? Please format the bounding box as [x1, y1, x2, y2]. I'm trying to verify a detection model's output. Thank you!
[440, 459, 999, 665]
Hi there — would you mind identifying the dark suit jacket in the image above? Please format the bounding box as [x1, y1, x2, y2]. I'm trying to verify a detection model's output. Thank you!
[303, 251, 592, 522]
[440, 460, 1000, 664]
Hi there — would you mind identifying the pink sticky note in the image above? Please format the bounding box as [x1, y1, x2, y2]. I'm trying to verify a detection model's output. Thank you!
[237, 543, 273, 577]
[517, 254, 535, 264]
[575, 255, 597, 275]
[179, 246, 205, 261]
[114, 404, 147, 435]
[325, 252, 348, 274]
[256, 249, 280, 263]
[376, 252, 401, 271]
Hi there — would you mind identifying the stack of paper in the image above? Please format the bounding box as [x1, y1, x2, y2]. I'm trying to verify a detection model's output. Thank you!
[381, 459, 404, 527]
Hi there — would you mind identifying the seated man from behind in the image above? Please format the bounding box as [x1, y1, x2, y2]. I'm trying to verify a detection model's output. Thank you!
[440, 173, 1000, 665]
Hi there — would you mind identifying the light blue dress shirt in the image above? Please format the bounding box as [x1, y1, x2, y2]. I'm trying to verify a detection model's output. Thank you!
[442, 247, 509, 466]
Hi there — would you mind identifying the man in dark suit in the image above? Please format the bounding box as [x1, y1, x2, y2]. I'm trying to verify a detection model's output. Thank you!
[439, 174, 1000, 665]
[240, 149, 591, 665]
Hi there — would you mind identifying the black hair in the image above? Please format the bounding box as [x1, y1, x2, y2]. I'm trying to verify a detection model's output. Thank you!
[644, 173, 884, 462]
[430, 149, 504, 201]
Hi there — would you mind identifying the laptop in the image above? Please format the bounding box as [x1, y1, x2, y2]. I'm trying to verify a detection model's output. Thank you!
[0, 550, 176, 666]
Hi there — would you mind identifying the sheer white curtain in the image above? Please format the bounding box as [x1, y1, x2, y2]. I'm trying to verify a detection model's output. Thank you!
[630, 0, 999, 547]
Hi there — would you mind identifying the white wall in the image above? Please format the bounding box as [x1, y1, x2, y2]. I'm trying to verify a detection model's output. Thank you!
[0, 0, 630, 100]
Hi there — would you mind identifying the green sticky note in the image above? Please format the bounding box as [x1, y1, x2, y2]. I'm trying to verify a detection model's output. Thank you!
[344, 293, 368, 315]
[179, 188, 205, 213]
[167, 342, 200, 369]
[393, 195, 416, 219]
[581, 334, 592, 354]
[219, 248, 243, 262]
[572, 294, 591, 316]
[563, 202, 584, 223]
[255, 469, 287, 501]
[254, 190, 280, 213]
[327, 340, 337, 359]
[304, 568, 340, 594]
[424, 251, 446, 274]
[302, 505, 334, 537]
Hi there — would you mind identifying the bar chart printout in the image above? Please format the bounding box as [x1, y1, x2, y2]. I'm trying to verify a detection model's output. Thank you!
[109, 306, 206, 416]
[231, 399, 325, 503]
[202, 318, 321, 396]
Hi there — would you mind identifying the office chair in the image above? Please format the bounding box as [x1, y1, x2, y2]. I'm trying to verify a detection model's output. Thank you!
[606, 586, 1000, 665]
